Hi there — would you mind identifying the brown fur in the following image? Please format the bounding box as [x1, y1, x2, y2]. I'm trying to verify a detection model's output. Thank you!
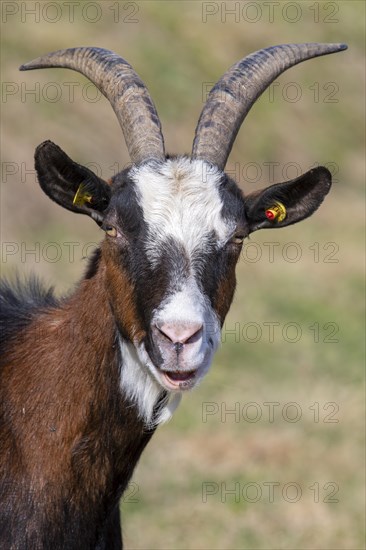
[213, 252, 240, 325]
[103, 242, 146, 343]
[0, 260, 154, 549]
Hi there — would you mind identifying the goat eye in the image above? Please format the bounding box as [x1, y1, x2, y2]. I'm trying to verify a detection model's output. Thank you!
[104, 226, 117, 238]
[231, 235, 245, 245]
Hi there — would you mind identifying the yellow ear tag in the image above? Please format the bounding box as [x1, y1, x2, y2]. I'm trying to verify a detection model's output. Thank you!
[265, 201, 287, 222]
[73, 184, 93, 207]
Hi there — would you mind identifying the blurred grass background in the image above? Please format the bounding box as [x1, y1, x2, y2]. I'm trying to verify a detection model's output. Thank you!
[1, 1, 365, 548]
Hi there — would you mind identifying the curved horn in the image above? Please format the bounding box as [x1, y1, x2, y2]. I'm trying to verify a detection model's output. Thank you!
[192, 43, 347, 169]
[20, 47, 165, 164]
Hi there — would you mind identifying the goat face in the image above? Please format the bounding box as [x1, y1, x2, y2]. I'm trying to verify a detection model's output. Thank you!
[35, 143, 247, 392]
[104, 158, 246, 392]
[24, 43, 346, 397]
[35, 142, 331, 395]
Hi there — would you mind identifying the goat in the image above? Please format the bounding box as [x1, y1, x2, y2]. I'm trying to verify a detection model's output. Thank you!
[0, 43, 347, 549]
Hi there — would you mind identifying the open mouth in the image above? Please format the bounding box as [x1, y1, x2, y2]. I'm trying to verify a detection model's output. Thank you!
[160, 369, 198, 390]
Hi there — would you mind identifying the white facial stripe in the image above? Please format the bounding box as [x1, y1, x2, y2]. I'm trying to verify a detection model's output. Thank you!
[131, 158, 235, 264]
[156, 277, 207, 325]
[154, 277, 221, 368]
[155, 278, 220, 345]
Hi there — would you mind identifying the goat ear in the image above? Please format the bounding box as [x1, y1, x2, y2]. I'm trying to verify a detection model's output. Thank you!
[35, 140, 111, 223]
[244, 167, 332, 233]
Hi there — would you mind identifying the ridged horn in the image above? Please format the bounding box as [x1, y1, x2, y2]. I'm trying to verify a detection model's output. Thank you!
[20, 47, 165, 164]
[192, 43, 347, 169]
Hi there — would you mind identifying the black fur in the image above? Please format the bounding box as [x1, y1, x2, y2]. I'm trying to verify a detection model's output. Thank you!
[0, 276, 58, 355]
[35, 141, 111, 218]
[85, 248, 103, 280]
[244, 167, 332, 231]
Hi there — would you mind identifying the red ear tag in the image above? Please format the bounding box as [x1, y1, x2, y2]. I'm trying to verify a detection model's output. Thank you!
[265, 202, 287, 222]
[265, 209, 276, 220]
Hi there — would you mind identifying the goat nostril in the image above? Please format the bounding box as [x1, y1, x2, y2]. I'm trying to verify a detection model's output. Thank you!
[184, 327, 203, 344]
[156, 323, 203, 345]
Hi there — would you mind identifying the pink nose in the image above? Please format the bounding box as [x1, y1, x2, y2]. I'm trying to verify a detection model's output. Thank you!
[158, 322, 203, 344]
